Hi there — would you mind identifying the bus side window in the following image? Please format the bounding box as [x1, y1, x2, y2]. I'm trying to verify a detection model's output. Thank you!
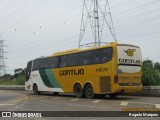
[33, 59, 39, 70]
[47, 57, 58, 69]
[32, 58, 47, 70]
[67, 54, 78, 67]
[79, 51, 91, 65]
[60, 55, 67, 67]
[101, 48, 113, 63]
[40, 58, 47, 69]
[92, 49, 101, 64]
[102, 57, 108, 63]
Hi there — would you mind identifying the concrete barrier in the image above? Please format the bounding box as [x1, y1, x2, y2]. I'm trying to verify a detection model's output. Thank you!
[123, 86, 160, 97]
[0, 85, 25, 91]
[139, 86, 160, 97]
[0, 85, 159, 96]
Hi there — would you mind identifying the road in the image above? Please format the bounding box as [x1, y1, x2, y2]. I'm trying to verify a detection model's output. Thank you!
[0, 90, 160, 120]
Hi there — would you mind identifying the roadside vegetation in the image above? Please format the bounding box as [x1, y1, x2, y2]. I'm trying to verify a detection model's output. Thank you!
[0, 75, 25, 85]
[0, 69, 25, 85]
[142, 60, 160, 86]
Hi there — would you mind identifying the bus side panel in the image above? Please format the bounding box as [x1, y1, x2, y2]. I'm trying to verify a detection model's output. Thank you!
[53, 62, 113, 94]
[26, 70, 64, 92]
[53, 68, 67, 92]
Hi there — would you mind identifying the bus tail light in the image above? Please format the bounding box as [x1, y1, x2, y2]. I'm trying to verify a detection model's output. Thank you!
[114, 75, 118, 84]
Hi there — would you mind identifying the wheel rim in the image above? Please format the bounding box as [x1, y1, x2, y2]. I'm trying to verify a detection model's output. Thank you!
[86, 85, 93, 97]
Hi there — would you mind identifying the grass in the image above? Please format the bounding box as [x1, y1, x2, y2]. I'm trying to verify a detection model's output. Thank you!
[0, 75, 25, 85]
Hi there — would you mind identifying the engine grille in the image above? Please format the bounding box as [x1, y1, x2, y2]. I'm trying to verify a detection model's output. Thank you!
[100, 76, 111, 93]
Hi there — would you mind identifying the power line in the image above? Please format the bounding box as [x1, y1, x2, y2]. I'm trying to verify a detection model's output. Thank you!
[1, 0, 47, 34]
[1, 2, 82, 35]
[0, 0, 32, 24]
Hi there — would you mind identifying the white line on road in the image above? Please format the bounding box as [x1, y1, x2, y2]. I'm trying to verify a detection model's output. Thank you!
[155, 104, 160, 109]
[71, 98, 79, 102]
[54, 97, 62, 100]
[120, 101, 128, 106]
[0, 104, 15, 106]
[92, 100, 101, 104]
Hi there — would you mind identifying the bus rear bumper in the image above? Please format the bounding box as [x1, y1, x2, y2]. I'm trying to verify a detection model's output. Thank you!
[117, 85, 142, 93]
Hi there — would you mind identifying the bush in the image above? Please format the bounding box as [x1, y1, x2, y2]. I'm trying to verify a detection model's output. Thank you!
[142, 60, 160, 86]
[16, 75, 25, 85]
[0, 75, 25, 85]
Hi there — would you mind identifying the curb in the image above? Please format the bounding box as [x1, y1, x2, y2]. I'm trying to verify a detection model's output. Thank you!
[139, 86, 160, 97]
[0, 85, 25, 91]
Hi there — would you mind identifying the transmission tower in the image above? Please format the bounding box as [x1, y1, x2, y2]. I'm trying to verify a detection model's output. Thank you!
[79, 0, 117, 48]
[0, 39, 7, 76]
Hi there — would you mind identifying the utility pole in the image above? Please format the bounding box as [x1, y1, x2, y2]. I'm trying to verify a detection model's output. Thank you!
[0, 35, 7, 76]
[79, 0, 117, 48]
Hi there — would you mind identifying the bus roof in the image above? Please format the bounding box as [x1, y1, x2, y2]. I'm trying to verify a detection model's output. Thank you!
[50, 42, 118, 57]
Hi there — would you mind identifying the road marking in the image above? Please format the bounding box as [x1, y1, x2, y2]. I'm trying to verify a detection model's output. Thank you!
[12, 94, 28, 103]
[71, 98, 79, 102]
[0, 104, 15, 106]
[54, 97, 62, 100]
[0, 91, 28, 104]
[32, 96, 49, 99]
[120, 101, 128, 106]
[155, 104, 160, 109]
[92, 100, 101, 104]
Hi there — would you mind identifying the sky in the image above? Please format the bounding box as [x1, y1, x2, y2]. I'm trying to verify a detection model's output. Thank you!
[0, 0, 160, 75]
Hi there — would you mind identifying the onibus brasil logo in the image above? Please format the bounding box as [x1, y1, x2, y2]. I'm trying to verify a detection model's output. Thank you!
[124, 49, 136, 57]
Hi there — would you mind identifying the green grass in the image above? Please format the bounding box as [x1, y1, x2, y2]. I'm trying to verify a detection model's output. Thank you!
[0, 75, 25, 85]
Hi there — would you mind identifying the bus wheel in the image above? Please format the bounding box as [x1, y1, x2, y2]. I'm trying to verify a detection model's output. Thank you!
[74, 84, 84, 98]
[53, 92, 59, 96]
[85, 84, 95, 99]
[33, 84, 40, 95]
[108, 93, 118, 99]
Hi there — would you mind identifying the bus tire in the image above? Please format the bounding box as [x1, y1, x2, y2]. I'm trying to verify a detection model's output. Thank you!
[85, 84, 95, 99]
[33, 84, 40, 95]
[108, 93, 118, 98]
[53, 92, 59, 96]
[74, 84, 84, 98]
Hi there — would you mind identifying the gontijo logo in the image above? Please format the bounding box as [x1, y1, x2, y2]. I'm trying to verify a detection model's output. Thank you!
[124, 49, 136, 57]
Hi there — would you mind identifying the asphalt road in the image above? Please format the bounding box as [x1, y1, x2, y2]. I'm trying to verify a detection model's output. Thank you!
[0, 90, 160, 120]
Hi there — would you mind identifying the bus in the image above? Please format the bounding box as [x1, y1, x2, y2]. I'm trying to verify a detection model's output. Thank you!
[25, 42, 142, 98]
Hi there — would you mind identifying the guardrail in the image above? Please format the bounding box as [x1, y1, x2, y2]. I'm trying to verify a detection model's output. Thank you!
[0, 85, 159, 96]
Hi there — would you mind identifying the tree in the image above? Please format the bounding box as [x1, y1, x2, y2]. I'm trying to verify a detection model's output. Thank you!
[14, 68, 25, 78]
[154, 62, 160, 71]
[142, 60, 160, 86]
[14, 68, 23, 74]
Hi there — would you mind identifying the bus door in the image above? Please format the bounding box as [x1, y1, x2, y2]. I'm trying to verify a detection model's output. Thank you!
[117, 45, 142, 86]
[25, 61, 33, 90]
